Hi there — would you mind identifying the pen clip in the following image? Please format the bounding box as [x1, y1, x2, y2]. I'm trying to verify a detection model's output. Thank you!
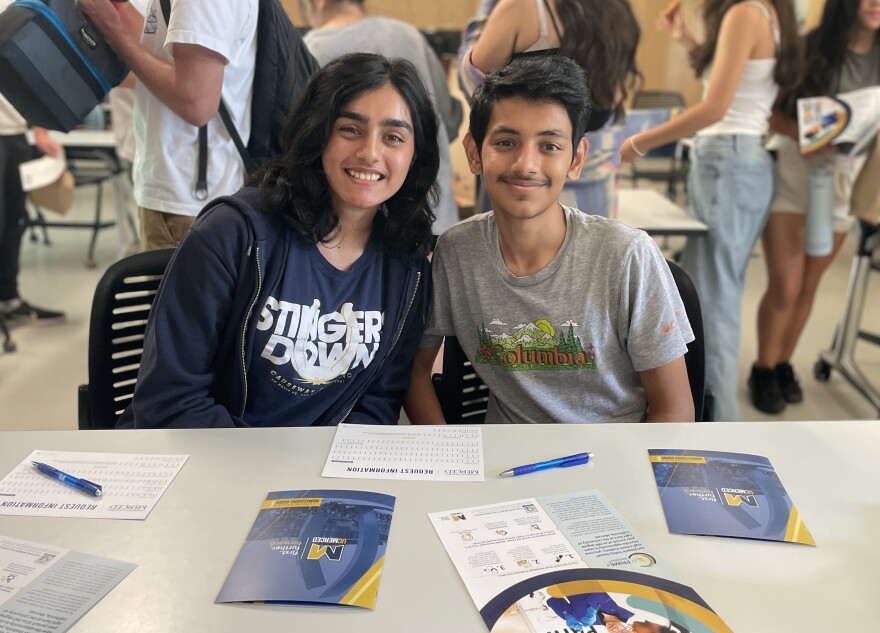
[560, 456, 590, 468]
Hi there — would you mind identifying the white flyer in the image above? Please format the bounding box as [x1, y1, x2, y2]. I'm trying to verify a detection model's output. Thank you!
[0, 450, 189, 520]
[18, 150, 67, 192]
[321, 423, 484, 481]
[0, 535, 135, 632]
[427, 491, 734, 633]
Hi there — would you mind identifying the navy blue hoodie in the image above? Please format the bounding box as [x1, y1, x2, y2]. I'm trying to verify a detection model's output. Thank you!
[118, 188, 431, 428]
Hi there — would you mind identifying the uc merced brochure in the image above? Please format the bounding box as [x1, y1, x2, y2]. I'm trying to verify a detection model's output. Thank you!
[430, 490, 734, 632]
[649, 449, 815, 545]
[216, 490, 395, 609]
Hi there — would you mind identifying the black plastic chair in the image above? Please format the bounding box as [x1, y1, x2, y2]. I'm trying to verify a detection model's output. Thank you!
[665, 259, 711, 421]
[78, 248, 174, 429]
[28, 147, 122, 268]
[431, 259, 711, 423]
[431, 336, 490, 424]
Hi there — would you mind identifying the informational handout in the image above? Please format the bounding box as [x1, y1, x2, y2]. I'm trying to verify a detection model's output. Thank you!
[217, 490, 395, 609]
[0, 450, 189, 520]
[322, 423, 484, 482]
[18, 150, 66, 192]
[798, 86, 880, 155]
[649, 448, 815, 545]
[0, 535, 135, 633]
[430, 490, 733, 632]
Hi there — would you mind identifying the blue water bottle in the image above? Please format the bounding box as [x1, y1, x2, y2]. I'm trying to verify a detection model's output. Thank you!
[806, 166, 834, 257]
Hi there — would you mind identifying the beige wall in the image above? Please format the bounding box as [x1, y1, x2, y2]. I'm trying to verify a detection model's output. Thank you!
[281, 0, 477, 28]
[283, 0, 828, 106]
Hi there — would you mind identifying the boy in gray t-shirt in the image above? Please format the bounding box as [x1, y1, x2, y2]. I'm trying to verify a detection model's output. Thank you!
[405, 56, 695, 424]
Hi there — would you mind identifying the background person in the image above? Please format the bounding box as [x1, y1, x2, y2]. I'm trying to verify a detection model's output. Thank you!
[301, 0, 463, 234]
[620, 0, 802, 422]
[79, 0, 258, 250]
[0, 5, 64, 326]
[751, 0, 880, 413]
[118, 54, 439, 428]
[458, 0, 642, 217]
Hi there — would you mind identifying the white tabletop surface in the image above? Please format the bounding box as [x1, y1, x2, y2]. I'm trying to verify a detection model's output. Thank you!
[25, 129, 117, 149]
[47, 129, 116, 149]
[618, 189, 708, 235]
[1, 422, 877, 632]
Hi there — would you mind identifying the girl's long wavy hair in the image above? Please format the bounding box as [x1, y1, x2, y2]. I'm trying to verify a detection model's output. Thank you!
[691, 0, 802, 92]
[555, 0, 642, 120]
[248, 53, 439, 260]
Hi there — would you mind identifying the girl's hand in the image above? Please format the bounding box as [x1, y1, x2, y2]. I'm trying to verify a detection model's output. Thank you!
[620, 135, 643, 164]
[659, 7, 697, 49]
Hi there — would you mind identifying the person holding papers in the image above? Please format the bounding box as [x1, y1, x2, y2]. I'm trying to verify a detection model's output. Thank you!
[118, 53, 439, 428]
[619, 0, 802, 422]
[406, 56, 695, 425]
[751, 0, 880, 414]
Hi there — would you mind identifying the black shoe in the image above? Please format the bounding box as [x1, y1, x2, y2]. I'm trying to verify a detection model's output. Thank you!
[775, 362, 803, 404]
[0, 299, 65, 324]
[748, 365, 786, 414]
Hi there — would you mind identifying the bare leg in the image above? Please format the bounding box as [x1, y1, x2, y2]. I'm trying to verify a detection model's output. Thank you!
[756, 213, 806, 368]
[777, 230, 848, 362]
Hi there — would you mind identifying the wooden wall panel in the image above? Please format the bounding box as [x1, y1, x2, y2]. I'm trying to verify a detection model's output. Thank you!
[280, 0, 828, 105]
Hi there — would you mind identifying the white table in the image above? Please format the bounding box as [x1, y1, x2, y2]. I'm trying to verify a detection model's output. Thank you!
[1, 422, 877, 632]
[617, 189, 708, 236]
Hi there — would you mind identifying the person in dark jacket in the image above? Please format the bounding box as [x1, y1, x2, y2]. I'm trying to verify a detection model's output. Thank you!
[118, 53, 439, 428]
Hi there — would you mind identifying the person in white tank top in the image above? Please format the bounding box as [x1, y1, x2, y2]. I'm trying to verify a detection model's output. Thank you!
[752, 0, 880, 416]
[619, 0, 801, 422]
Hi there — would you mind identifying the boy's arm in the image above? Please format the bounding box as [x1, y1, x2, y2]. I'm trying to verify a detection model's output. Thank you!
[639, 356, 695, 422]
[404, 344, 447, 425]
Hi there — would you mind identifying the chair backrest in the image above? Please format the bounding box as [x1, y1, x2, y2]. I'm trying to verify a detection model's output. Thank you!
[631, 90, 686, 110]
[431, 261, 710, 423]
[431, 336, 490, 424]
[78, 249, 175, 429]
[665, 258, 709, 421]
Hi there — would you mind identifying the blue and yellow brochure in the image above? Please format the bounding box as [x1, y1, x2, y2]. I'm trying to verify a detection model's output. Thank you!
[216, 490, 395, 608]
[649, 449, 815, 545]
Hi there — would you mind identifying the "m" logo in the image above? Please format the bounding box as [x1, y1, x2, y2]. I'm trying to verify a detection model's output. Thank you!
[723, 493, 758, 508]
[307, 544, 345, 561]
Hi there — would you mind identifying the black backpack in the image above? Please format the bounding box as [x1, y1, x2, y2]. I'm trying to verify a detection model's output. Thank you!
[159, 0, 319, 197]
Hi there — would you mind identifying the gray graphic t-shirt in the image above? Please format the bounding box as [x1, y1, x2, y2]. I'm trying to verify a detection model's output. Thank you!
[422, 207, 693, 424]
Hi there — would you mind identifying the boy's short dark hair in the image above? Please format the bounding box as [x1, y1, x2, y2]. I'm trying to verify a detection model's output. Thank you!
[468, 56, 591, 156]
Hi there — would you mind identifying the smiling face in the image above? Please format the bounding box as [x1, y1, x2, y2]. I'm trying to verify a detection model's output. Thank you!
[858, 0, 880, 31]
[464, 96, 586, 226]
[322, 83, 416, 222]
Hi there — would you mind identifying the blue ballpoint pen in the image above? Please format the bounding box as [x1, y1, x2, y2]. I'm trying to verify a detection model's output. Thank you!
[499, 452, 594, 477]
[31, 462, 103, 497]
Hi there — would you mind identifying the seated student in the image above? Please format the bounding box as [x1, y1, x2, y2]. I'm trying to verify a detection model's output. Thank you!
[405, 56, 695, 424]
[119, 53, 439, 428]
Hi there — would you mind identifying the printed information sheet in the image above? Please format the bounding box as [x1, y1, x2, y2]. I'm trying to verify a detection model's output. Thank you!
[0, 535, 135, 633]
[430, 490, 733, 632]
[0, 450, 189, 519]
[217, 490, 395, 609]
[797, 86, 880, 155]
[649, 448, 815, 545]
[322, 423, 484, 482]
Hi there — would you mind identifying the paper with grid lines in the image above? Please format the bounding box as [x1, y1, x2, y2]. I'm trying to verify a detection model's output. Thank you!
[322, 423, 484, 481]
[0, 450, 188, 519]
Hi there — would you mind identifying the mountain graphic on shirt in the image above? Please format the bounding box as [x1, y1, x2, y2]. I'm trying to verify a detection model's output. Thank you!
[475, 319, 596, 371]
